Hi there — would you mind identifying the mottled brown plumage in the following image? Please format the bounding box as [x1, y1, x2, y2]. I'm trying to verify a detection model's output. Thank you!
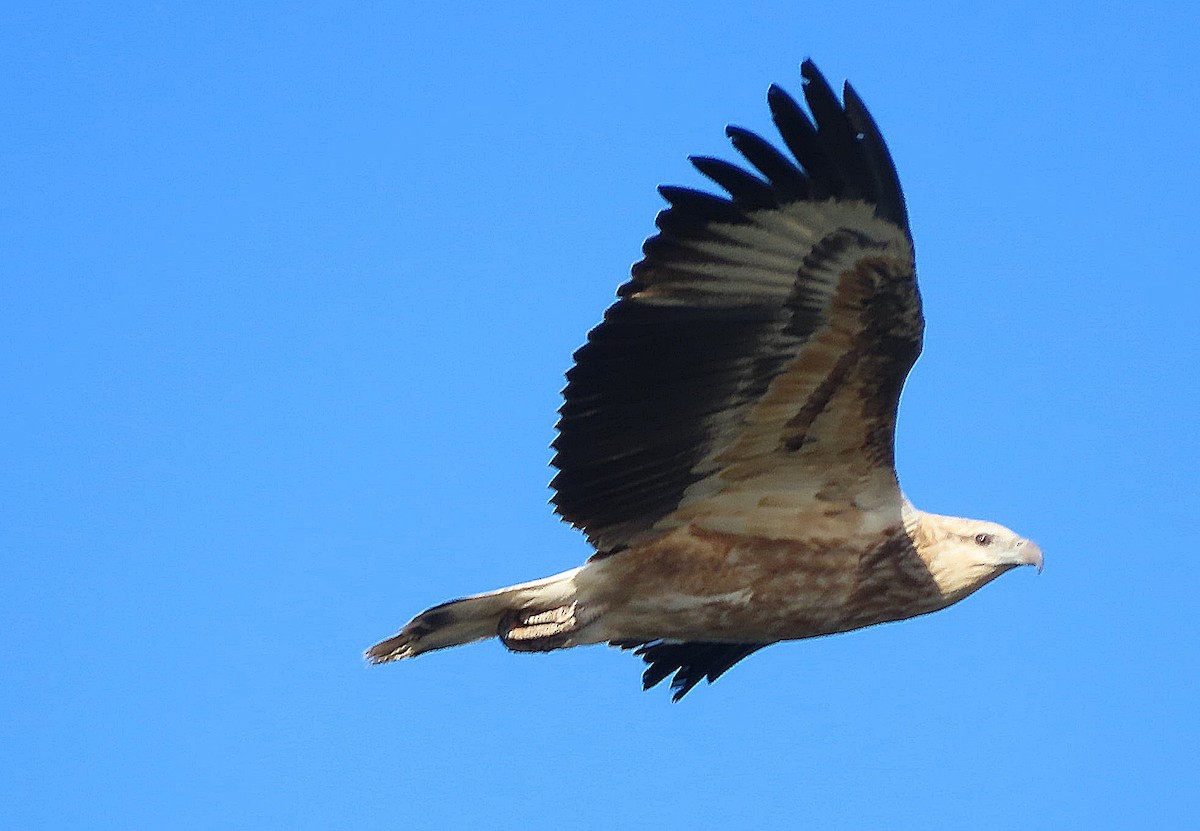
[366, 60, 1041, 700]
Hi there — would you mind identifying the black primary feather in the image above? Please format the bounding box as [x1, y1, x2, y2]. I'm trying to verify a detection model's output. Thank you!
[688, 155, 777, 207]
[613, 640, 769, 702]
[724, 125, 810, 202]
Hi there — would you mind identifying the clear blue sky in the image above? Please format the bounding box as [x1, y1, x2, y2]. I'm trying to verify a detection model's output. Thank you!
[4, 3, 1198, 829]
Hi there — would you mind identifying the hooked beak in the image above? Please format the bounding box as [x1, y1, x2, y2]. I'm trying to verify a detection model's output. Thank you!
[1015, 539, 1044, 574]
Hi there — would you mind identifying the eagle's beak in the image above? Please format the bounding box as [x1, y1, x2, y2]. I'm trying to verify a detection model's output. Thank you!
[1016, 539, 1043, 574]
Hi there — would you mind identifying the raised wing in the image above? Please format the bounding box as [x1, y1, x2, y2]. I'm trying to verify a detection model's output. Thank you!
[551, 61, 922, 551]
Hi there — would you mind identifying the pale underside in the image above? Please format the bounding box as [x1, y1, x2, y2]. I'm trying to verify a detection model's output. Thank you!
[570, 519, 943, 646]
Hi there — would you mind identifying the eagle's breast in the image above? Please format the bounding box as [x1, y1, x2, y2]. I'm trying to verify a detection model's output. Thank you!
[583, 521, 939, 643]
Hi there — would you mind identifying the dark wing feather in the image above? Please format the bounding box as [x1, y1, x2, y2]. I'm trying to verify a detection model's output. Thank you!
[767, 83, 840, 199]
[725, 126, 811, 202]
[612, 640, 769, 702]
[551, 60, 917, 550]
[799, 61, 875, 201]
[843, 82, 908, 231]
[689, 155, 778, 207]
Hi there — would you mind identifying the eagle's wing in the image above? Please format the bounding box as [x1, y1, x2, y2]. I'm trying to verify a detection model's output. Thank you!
[551, 60, 922, 552]
[612, 639, 769, 703]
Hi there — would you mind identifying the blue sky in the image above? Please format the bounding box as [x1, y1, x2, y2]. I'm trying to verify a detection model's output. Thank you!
[4, 2, 1199, 828]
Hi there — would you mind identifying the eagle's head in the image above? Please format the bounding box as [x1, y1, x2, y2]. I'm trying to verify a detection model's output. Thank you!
[909, 512, 1043, 604]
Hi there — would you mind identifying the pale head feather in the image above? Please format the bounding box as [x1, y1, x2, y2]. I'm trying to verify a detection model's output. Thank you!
[903, 506, 1042, 606]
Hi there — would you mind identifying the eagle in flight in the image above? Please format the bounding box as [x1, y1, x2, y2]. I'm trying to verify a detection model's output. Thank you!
[367, 60, 1041, 700]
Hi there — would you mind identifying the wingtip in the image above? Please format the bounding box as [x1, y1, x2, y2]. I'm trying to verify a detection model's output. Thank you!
[842, 83, 871, 142]
[800, 58, 832, 90]
[842, 81, 867, 119]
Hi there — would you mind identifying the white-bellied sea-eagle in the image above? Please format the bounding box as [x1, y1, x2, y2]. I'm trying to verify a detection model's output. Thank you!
[366, 60, 1042, 701]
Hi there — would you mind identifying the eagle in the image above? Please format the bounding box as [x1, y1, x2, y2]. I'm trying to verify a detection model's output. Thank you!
[367, 60, 1042, 700]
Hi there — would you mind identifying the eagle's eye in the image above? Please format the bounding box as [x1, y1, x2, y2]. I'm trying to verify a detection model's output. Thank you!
[974, 533, 994, 546]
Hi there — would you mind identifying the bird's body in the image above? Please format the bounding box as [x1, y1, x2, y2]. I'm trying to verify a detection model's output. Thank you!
[367, 60, 1041, 699]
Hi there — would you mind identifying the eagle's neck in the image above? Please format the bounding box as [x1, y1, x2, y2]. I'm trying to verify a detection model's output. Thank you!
[902, 506, 1010, 605]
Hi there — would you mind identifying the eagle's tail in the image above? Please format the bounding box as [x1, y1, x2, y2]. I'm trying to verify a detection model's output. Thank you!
[364, 567, 588, 663]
